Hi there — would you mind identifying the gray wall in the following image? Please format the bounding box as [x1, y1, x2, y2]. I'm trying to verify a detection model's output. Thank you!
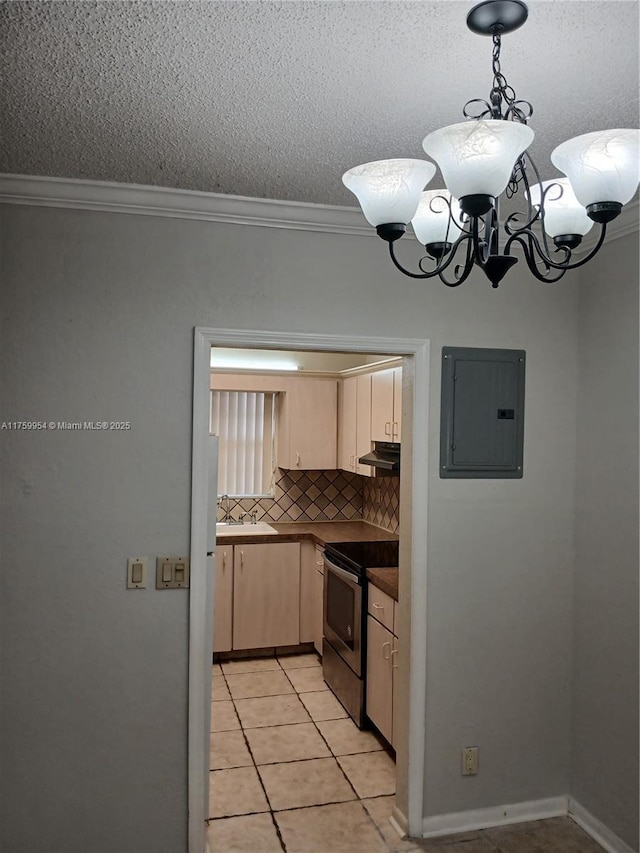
[0, 201, 628, 852]
[571, 232, 639, 851]
[423, 271, 577, 815]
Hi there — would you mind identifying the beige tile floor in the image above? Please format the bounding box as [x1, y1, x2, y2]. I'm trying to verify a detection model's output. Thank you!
[207, 653, 605, 853]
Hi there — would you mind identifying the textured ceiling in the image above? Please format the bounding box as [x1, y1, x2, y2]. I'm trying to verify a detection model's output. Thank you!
[1, 0, 638, 207]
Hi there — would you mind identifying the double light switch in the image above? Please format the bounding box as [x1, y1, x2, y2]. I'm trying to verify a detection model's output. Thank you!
[155, 556, 190, 589]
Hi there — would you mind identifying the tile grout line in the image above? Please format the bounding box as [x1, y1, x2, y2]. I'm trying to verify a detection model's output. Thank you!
[211, 654, 398, 851]
[308, 713, 393, 848]
[290, 663, 397, 851]
[212, 661, 288, 850]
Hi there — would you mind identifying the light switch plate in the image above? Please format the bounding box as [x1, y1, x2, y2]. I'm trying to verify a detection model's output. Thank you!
[156, 556, 190, 589]
[127, 557, 148, 589]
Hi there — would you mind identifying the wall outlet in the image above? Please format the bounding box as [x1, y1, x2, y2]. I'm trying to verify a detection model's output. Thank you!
[462, 746, 478, 776]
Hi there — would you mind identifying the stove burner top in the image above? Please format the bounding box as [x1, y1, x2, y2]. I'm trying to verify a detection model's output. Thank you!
[324, 540, 399, 575]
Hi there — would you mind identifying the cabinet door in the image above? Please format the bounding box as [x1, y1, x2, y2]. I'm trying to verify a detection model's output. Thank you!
[279, 378, 338, 469]
[213, 546, 233, 653]
[233, 542, 301, 650]
[370, 369, 395, 442]
[366, 615, 393, 743]
[392, 367, 402, 442]
[355, 373, 373, 477]
[338, 376, 357, 472]
[313, 567, 324, 656]
[391, 636, 399, 749]
[313, 547, 325, 655]
[299, 540, 316, 643]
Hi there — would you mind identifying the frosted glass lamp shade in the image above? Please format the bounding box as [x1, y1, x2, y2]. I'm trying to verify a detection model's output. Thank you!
[551, 129, 640, 207]
[411, 190, 464, 245]
[342, 159, 436, 226]
[529, 179, 593, 238]
[422, 119, 534, 199]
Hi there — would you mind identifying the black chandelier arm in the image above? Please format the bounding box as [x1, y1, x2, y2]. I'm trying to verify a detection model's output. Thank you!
[388, 233, 476, 281]
[506, 233, 568, 283]
[437, 236, 476, 288]
[387, 241, 435, 279]
[505, 221, 608, 273]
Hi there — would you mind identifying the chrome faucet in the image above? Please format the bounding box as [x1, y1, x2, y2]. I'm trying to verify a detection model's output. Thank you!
[217, 494, 243, 525]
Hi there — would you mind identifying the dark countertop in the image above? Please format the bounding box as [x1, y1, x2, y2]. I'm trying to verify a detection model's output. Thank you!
[366, 567, 399, 601]
[215, 520, 399, 548]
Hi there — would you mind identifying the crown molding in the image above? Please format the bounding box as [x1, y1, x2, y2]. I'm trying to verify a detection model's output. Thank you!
[0, 173, 376, 238]
[0, 174, 637, 249]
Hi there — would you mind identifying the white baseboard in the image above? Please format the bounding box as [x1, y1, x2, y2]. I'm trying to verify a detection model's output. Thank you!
[569, 798, 637, 853]
[422, 796, 569, 838]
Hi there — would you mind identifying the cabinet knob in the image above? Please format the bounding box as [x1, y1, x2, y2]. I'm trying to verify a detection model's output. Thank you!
[391, 648, 399, 669]
[382, 641, 391, 660]
[372, 602, 384, 610]
[392, 421, 399, 438]
[240, 550, 244, 568]
[296, 452, 301, 466]
[385, 421, 392, 436]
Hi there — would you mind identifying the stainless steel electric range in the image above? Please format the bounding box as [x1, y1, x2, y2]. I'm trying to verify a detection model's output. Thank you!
[322, 539, 399, 728]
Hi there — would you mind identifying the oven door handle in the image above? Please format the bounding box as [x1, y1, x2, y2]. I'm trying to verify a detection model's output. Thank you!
[324, 556, 362, 587]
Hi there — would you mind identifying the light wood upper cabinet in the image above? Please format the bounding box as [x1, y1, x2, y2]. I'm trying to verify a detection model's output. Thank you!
[213, 546, 233, 653]
[392, 367, 402, 442]
[371, 367, 402, 443]
[338, 373, 373, 477]
[278, 377, 337, 470]
[355, 374, 373, 476]
[338, 376, 357, 472]
[232, 542, 301, 650]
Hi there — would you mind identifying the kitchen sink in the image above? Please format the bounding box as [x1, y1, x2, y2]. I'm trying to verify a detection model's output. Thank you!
[216, 521, 277, 536]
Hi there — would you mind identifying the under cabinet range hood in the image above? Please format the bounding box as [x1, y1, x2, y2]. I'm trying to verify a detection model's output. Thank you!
[358, 441, 400, 471]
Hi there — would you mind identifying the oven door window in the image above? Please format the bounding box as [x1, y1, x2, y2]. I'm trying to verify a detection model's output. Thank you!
[326, 570, 356, 651]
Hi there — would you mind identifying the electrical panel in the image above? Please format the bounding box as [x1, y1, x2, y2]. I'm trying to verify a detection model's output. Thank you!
[440, 346, 525, 478]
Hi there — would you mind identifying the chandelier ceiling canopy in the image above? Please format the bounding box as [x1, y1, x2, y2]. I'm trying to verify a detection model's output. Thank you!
[342, 0, 640, 288]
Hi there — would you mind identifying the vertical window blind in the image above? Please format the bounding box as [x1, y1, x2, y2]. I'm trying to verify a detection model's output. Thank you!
[210, 390, 275, 496]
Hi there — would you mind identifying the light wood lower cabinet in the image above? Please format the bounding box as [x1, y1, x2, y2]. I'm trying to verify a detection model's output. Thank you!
[366, 614, 394, 744]
[313, 546, 325, 656]
[213, 546, 233, 653]
[366, 585, 398, 747]
[232, 542, 301, 650]
[299, 541, 316, 644]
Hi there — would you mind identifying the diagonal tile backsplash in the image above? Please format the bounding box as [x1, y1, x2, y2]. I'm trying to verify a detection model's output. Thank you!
[362, 476, 400, 534]
[216, 468, 364, 524]
[216, 469, 400, 533]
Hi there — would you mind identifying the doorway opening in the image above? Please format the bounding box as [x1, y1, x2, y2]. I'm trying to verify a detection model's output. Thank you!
[189, 328, 430, 853]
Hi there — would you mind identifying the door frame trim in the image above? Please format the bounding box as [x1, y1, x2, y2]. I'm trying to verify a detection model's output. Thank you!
[189, 327, 430, 852]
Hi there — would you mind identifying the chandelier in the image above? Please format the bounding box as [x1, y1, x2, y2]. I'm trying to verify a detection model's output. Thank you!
[342, 0, 640, 288]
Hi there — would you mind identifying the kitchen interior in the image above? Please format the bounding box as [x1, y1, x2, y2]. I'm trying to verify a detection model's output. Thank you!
[208, 345, 406, 848]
